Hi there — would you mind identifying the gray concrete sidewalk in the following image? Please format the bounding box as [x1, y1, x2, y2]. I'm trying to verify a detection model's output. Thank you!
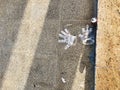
[0, 0, 94, 90]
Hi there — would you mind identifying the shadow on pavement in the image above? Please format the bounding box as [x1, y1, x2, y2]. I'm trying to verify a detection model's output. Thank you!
[79, 45, 95, 90]
[24, 0, 61, 90]
[0, 0, 28, 88]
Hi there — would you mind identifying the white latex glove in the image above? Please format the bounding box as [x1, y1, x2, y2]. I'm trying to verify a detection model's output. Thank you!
[58, 29, 77, 50]
[79, 25, 94, 45]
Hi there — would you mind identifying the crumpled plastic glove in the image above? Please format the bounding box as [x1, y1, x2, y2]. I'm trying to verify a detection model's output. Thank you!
[79, 25, 95, 45]
[58, 29, 77, 50]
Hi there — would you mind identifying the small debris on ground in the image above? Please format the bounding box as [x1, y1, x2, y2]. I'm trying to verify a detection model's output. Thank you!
[61, 77, 66, 83]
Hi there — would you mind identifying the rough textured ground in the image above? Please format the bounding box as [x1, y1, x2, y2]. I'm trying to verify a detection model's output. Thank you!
[0, 0, 95, 90]
[96, 0, 120, 90]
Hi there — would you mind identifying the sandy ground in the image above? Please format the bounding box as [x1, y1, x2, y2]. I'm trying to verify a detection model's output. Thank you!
[0, 0, 95, 90]
[96, 0, 120, 90]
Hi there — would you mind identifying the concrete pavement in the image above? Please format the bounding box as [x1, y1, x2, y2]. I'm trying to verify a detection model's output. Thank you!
[0, 0, 94, 90]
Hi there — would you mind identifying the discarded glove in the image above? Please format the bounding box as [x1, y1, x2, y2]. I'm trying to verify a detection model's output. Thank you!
[58, 29, 77, 50]
[79, 25, 95, 45]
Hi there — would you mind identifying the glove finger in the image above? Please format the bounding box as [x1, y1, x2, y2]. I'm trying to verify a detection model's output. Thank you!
[82, 28, 86, 34]
[89, 28, 93, 32]
[64, 28, 70, 34]
[86, 25, 89, 31]
[64, 44, 70, 50]
[59, 34, 65, 38]
[58, 39, 66, 43]
[61, 31, 68, 36]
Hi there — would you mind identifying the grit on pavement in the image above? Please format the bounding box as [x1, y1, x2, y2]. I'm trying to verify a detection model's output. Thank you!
[0, 0, 95, 90]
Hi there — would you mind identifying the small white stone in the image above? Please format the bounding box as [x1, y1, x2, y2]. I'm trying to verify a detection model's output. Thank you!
[61, 77, 66, 83]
